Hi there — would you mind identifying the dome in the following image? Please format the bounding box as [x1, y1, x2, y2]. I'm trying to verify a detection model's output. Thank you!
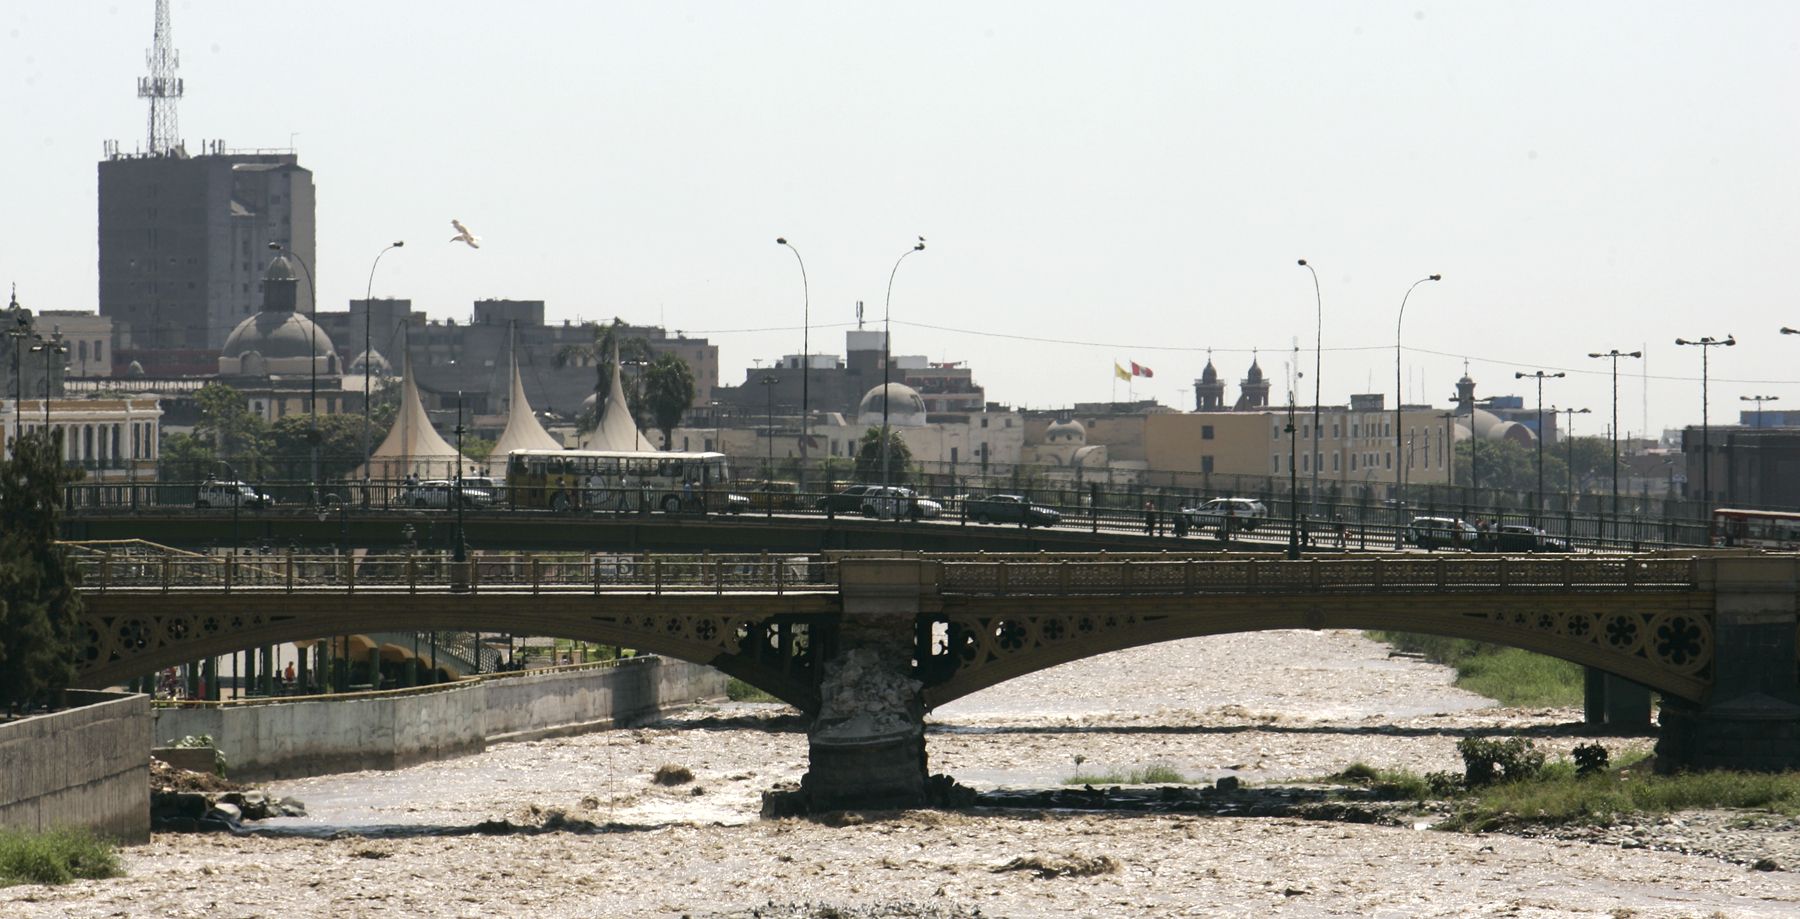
[263, 254, 297, 283]
[221, 310, 337, 362]
[857, 382, 928, 427]
[350, 348, 391, 375]
[1199, 359, 1218, 384]
[1245, 359, 1264, 382]
[1045, 418, 1086, 444]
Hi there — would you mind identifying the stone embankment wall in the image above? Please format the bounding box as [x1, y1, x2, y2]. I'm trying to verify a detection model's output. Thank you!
[153, 658, 727, 781]
[0, 690, 151, 843]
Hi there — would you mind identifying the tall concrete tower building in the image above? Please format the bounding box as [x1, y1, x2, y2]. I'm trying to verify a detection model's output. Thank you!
[98, 1, 315, 365]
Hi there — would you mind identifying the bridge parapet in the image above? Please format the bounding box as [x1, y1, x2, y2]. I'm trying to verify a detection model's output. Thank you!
[936, 554, 1699, 595]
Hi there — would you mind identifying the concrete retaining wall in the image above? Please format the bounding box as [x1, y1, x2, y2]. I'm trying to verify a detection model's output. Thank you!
[0, 691, 151, 843]
[154, 658, 727, 781]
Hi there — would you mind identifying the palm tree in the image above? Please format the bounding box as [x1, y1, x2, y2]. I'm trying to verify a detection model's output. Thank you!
[555, 319, 653, 432]
[855, 427, 912, 484]
[641, 353, 697, 450]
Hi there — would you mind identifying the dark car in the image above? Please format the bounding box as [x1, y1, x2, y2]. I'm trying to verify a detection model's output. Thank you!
[1487, 524, 1571, 553]
[816, 484, 875, 514]
[1404, 516, 1478, 551]
[965, 494, 1061, 527]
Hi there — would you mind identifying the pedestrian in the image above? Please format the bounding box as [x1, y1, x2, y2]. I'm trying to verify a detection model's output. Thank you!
[1301, 515, 1311, 547]
[1173, 510, 1189, 538]
[1143, 501, 1156, 535]
[283, 661, 296, 686]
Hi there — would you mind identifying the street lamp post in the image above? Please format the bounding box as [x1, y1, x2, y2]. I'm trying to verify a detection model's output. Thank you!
[1586, 349, 1643, 541]
[1298, 259, 1322, 516]
[452, 392, 467, 566]
[775, 239, 809, 485]
[268, 242, 320, 505]
[1740, 394, 1778, 429]
[1556, 405, 1591, 517]
[1285, 382, 1299, 559]
[1674, 335, 1735, 510]
[6, 306, 30, 448]
[759, 376, 777, 516]
[1514, 370, 1565, 526]
[362, 241, 404, 495]
[880, 238, 926, 491]
[1393, 273, 1441, 544]
[29, 334, 68, 463]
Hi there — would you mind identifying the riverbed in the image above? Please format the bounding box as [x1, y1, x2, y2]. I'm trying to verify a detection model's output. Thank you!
[7, 629, 1798, 917]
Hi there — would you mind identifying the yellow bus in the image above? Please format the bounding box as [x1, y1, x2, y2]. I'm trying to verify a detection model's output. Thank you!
[504, 449, 739, 514]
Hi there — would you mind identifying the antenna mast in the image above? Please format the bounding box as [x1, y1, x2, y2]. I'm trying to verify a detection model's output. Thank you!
[138, 0, 184, 155]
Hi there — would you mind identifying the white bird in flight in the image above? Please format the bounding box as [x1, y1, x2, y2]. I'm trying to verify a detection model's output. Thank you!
[449, 219, 481, 249]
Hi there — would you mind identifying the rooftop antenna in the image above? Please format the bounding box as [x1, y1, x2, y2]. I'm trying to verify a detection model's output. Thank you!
[138, 0, 184, 156]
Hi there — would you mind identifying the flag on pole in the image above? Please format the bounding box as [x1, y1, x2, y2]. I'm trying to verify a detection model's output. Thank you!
[1114, 362, 1131, 381]
[1130, 361, 1154, 378]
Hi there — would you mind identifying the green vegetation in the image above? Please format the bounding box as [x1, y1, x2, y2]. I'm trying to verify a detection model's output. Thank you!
[726, 678, 779, 703]
[1371, 632, 1584, 707]
[0, 828, 123, 887]
[1330, 739, 1800, 831]
[1062, 763, 1196, 786]
[0, 431, 85, 715]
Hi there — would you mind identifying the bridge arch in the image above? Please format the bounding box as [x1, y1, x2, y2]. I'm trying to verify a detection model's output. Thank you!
[923, 592, 1713, 708]
[75, 592, 834, 710]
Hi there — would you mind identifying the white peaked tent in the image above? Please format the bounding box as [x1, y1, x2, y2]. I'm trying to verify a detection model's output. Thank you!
[490, 342, 563, 457]
[578, 343, 652, 452]
[355, 358, 473, 480]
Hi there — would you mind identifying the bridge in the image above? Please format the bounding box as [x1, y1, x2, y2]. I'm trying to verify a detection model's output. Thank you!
[68, 550, 1800, 809]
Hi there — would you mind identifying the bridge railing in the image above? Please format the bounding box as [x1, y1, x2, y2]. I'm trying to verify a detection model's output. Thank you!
[73, 551, 839, 595]
[937, 554, 1700, 595]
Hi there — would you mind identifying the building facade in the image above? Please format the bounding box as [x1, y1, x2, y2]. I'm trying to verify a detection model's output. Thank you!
[99, 150, 316, 357]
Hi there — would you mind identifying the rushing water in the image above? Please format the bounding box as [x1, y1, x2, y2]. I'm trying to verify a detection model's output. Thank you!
[7, 629, 1799, 917]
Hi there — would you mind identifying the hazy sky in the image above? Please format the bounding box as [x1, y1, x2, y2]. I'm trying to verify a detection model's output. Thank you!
[4, 1, 1797, 438]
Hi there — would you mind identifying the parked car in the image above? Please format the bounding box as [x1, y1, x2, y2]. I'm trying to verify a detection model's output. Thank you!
[860, 486, 943, 520]
[816, 484, 875, 514]
[965, 494, 1061, 527]
[1485, 524, 1571, 553]
[1181, 497, 1268, 532]
[195, 479, 274, 509]
[1405, 516, 1478, 551]
[403, 479, 494, 508]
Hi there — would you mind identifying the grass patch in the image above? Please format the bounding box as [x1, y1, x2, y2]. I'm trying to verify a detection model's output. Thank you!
[1062, 763, 1197, 785]
[1322, 762, 1435, 801]
[1370, 632, 1583, 707]
[1445, 767, 1800, 831]
[726, 678, 779, 703]
[0, 828, 123, 887]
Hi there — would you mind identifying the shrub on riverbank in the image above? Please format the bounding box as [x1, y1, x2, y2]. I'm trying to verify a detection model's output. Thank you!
[0, 828, 122, 887]
[1370, 632, 1583, 707]
[726, 678, 779, 703]
[1063, 763, 1195, 786]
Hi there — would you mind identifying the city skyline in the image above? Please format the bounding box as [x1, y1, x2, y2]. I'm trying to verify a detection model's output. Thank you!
[2, 1, 1796, 436]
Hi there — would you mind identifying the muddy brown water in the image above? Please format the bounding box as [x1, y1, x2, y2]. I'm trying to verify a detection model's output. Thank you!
[6, 629, 1798, 917]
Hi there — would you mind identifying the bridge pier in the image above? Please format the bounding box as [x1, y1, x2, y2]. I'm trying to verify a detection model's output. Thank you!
[1657, 556, 1800, 772]
[796, 558, 940, 811]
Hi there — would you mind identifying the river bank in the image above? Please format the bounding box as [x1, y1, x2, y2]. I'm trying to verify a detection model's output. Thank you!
[5, 629, 1798, 917]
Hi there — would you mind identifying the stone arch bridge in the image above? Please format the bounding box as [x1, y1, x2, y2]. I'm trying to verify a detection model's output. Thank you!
[69, 550, 1800, 808]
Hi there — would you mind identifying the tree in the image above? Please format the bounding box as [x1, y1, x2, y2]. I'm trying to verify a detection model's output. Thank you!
[855, 427, 912, 484]
[555, 319, 652, 433]
[157, 431, 219, 483]
[641, 352, 696, 450]
[192, 383, 270, 478]
[0, 432, 85, 715]
[1456, 437, 1567, 496]
[271, 413, 381, 483]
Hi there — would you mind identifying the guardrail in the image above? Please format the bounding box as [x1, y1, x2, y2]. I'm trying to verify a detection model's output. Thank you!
[937, 554, 1701, 595]
[74, 551, 839, 595]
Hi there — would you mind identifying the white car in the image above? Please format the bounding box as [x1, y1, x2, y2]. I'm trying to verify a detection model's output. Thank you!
[860, 486, 943, 520]
[403, 480, 494, 508]
[195, 480, 274, 509]
[1181, 497, 1267, 531]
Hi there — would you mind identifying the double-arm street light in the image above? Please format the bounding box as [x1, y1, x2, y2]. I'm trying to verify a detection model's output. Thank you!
[268, 241, 320, 505]
[29, 333, 69, 464]
[1298, 259, 1322, 516]
[880, 238, 927, 490]
[775, 239, 810, 484]
[1740, 394, 1779, 429]
[1393, 273, 1442, 544]
[7, 296, 31, 442]
[363, 241, 404, 491]
[1556, 405, 1591, 502]
[1515, 370, 1565, 525]
[1674, 335, 1735, 508]
[1586, 349, 1643, 530]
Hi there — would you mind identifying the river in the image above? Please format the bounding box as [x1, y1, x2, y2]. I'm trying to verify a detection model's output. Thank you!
[6, 629, 1798, 917]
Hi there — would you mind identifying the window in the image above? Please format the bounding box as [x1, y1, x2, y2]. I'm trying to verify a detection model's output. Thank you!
[1272, 455, 1280, 473]
[1201, 456, 1214, 473]
[1302, 454, 1310, 472]
[1386, 451, 1393, 469]
[1332, 423, 1340, 438]
[1201, 425, 1214, 440]
[1331, 454, 1339, 472]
